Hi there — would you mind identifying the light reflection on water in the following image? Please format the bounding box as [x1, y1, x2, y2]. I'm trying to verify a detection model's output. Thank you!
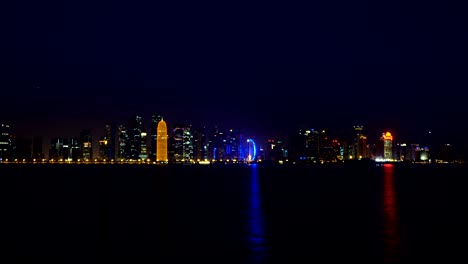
[246, 164, 269, 263]
[382, 164, 401, 263]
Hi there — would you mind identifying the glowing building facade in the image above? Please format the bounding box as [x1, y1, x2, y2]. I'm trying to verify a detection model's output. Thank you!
[383, 132, 393, 160]
[79, 129, 93, 161]
[140, 131, 148, 160]
[150, 114, 163, 161]
[156, 119, 168, 162]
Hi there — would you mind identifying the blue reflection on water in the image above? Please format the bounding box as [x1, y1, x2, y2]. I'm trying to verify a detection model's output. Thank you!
[246, 164, 269, 263]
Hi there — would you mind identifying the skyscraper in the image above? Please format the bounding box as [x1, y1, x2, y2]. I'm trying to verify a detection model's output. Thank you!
[383, 132, 393, 161]
[117, 125, 128, 160]
[172, 124, 184, 162]
[128, 115, 143, 160]
[104, 122, 117, 160]
[140, 131, 148, 160]
[193, 126, 209, 161]
[353, 125, 368, 159]
[79, 129, 93, 161]
[0, 122, 13, 160]
[150, 114, 163, 161]
[156, 119, 168, 162]
[182, 125, 194, 162]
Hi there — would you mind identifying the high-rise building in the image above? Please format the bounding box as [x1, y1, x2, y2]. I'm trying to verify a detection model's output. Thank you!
[0, 122, 13, 161]
[172, 124, 184, 162]
[104, 122, 117, 160]
[288, 125, 307, 162]
[353, 126, 363, 159]
[69, 137, 81, 161]
[140, 131, 148, 160]
[98, 137, 108, 160]
[171, 124, 194, 162]
[156, 119, 168, 162]
[382, 132, 393, 160]
[265, 139, 287, 162]
[117, 125, 128, 160]
[79, 130, 93, 161]
[226, 129, 240, 161]
[305, 129, 320, 162]
[150, 114, 163, 161]
[193, 126, 209, 161]
[128, 115, 143, 160]
[49, 138, 67, 160]
[182, 125, 194, 162]
[353, 125, 369, 160]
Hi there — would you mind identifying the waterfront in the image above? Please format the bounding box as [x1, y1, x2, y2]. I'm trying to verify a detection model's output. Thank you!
[1, 163, 467, 263]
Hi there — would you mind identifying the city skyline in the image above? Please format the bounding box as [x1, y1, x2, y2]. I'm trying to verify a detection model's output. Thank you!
[1, 116, 461, 163]
[2, 1, 467, 152]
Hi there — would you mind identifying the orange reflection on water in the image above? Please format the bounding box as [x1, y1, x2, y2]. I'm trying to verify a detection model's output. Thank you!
[382, 163, 401, 263]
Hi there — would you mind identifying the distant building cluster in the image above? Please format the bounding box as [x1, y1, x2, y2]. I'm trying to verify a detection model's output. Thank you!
[275, 125, 457, 164]
[0, 120, 460, 164]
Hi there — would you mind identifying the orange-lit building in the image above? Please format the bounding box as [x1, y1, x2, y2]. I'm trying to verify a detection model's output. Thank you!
[156, 119, 168, 162]
[383, 132, 393, 160]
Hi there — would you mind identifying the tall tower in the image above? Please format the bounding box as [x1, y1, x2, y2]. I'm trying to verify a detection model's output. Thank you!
[140, 131, 148, 160]
[156, 119, 168, 162]
[128, 115, 143, 160]
[353, 125, 363, 159]
[150, 114, 163, 161]
[383, 132, 393, 161]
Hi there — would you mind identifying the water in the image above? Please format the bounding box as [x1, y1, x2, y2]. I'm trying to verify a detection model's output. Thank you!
[1, 163, 468, 263]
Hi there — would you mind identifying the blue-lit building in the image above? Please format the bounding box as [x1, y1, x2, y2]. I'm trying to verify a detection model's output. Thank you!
[226, 129, 240, 161]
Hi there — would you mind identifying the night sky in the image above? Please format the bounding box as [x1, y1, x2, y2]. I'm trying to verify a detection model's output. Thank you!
[2, 1, 467, 150]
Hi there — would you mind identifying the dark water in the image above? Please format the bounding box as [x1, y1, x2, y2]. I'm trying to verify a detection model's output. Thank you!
[1, 163, 468, 263]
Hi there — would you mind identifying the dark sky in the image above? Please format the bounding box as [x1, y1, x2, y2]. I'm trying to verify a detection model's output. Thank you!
[1, 1, 467, 149]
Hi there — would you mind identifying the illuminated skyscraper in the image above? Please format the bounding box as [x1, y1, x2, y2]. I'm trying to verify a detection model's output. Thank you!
[193, 126, 209, 161]
[383, 132, 393, 160]
[117, 125, 128, 160]
[98, 137, 108, 160]
[105, 122, 117, 160]
[156, 119, 168, 162]
[140, 131, 148, 160]
[79, 129, 93, 161]
[172, 124, 184, 162]
[353, 125, 368, 159]
[128, 115, 143, 160]
[182, 125, 194, 162]
[150, 114, 163, 161]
